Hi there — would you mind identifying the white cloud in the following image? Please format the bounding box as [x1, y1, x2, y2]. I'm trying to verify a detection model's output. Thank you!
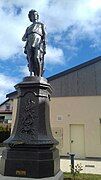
[20, 65, 29, 76]
[0, 91, 8, 104]
[0, 0, 101, 62]
[0, 73, 18, 103]
[45, 45, 65, 65]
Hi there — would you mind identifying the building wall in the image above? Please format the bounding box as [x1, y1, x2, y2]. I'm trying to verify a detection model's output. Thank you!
[0, 99, 12, 123]
[11, 98, 18, 133]
[0, 113, 12, 123]
[50, 96, 101, 158]
[0, 100, 13, 111]
[48, 61, 101, 97]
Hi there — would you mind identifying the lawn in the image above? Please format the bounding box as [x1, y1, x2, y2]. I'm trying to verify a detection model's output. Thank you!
[64, 172, 101, 180]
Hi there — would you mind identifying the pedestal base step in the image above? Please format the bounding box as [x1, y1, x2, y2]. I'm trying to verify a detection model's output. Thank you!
[0, 170, 63, 180]
[0, 147, 60, 178]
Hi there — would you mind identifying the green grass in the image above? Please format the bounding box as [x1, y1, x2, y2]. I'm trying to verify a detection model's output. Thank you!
[64, 172, 101, 180]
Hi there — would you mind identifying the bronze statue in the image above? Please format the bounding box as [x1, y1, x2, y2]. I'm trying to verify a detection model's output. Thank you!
[22, 10, 46, 76]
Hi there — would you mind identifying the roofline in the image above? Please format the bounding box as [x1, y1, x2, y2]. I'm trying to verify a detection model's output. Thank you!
[0, 110, 12, 114]
[6, 91, 17, 99]
[4, 56, 101, 99]
[0, 99, 9, 107]
[47, 56, 101, 81]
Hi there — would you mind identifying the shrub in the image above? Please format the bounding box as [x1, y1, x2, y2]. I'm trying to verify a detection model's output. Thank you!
[0, 124, 11, 143]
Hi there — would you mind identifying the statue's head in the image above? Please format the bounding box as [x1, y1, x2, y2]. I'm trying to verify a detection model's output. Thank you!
[28, 10, 39, 22]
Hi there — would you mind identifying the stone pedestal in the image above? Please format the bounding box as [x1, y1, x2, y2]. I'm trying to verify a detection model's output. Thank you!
[0, 77, 63, 179]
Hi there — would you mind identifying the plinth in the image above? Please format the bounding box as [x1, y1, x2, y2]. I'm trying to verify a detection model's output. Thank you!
[0, 76, 63, 179]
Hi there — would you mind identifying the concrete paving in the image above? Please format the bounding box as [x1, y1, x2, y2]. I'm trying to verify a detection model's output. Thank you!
[60, 158, 101, 175]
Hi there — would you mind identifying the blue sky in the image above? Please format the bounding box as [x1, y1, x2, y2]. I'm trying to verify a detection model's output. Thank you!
[0, 0, 101, 102]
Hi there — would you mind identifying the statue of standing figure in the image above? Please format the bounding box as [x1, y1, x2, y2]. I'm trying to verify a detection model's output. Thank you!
[22, 10, 46, 76]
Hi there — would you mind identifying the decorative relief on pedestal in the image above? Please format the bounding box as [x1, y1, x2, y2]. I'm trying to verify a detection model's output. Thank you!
[17, 92, 39, 143]
[33, 89, 50, 99]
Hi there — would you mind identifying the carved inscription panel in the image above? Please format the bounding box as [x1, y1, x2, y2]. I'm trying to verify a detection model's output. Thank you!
[17, 92, 39, 143]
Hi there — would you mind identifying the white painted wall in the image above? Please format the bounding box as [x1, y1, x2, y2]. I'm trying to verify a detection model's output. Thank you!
[50, 96, 101, 158]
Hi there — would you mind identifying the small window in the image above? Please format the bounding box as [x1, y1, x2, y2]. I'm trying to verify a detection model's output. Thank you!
[5, 103, 10, 111]
[57, 115, 63, 121]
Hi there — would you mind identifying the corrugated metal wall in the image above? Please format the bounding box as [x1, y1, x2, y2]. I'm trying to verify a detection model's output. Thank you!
[48, 61, 101, 97]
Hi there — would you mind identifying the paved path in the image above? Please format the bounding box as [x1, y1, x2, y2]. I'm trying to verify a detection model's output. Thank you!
[60, 158, 101, 175]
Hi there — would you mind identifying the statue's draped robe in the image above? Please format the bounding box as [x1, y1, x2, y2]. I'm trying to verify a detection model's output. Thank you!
[22, 22, 46, 76]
